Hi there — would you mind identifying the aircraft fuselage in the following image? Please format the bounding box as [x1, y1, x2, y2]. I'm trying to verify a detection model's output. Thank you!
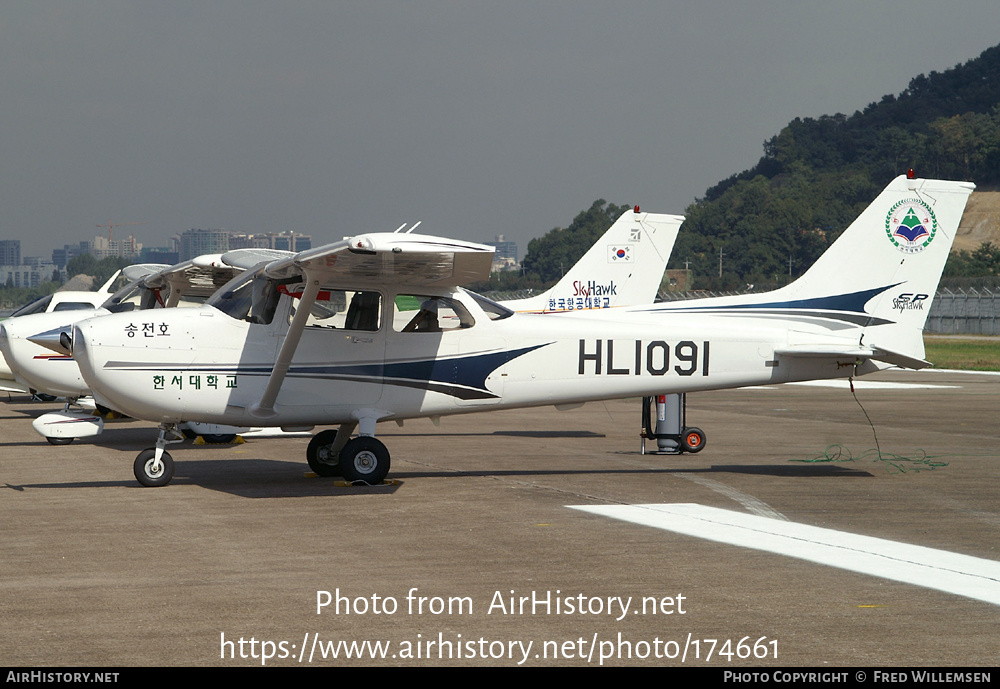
[72, 287, 865, 428]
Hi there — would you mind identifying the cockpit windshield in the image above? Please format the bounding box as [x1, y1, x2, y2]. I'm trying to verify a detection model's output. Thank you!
[205, 265, 281, 324]
[10, 295, 52, 317]
[102, 281, 164, 313]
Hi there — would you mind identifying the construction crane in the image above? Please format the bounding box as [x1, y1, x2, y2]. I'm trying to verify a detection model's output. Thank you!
[96, 219, 146, 244]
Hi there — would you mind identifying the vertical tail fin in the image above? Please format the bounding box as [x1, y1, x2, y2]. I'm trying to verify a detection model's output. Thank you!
[506, 208, 683, 312]
[780, 175, 974, 357]
[652, 175, 974, 367]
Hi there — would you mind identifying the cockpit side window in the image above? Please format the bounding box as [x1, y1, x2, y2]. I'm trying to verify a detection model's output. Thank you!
[247, 276, 281, 325]
[206, 269, 257, 322]
[393, 294, 475, 333]
[465, 290, 514, 321]
[295, 288, 383, 332]
[103, 282, 167, 313]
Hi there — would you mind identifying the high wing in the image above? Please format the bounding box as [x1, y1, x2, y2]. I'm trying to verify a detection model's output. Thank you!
[121, 263, 174, 283]
[229, 233, 495, 418]
[248, 233, 494, 287]
[141, 254, 241, 307]
[220, 248, 296, 271]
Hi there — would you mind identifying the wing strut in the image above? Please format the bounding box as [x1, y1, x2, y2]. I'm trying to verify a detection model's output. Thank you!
[249, 274, 321, 419]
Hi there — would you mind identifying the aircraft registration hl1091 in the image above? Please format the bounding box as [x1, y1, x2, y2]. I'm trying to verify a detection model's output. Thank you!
[70, 174, 972, 487]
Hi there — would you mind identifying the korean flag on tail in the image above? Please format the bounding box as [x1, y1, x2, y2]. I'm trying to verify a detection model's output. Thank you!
[608, 245, 634, 263]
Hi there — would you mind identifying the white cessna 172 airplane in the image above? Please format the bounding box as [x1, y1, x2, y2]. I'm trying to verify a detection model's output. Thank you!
[70, 174, 971, 487]
[8, 209, 682, 445]
[0, 257, 239, 442]
[0, 272, 123, 394]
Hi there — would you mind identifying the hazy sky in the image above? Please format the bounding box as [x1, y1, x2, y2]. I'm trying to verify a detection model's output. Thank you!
[2, 1, 998, 259]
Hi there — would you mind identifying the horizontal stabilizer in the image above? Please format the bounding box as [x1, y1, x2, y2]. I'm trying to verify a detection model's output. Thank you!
[774, 344, 930, 369]
[870, 345, 931, 370]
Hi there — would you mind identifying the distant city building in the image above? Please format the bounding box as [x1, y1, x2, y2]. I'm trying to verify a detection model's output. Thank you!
[52, 244, 84, 269]
[0, 262, 57, 288]
[0, 266, 32, 288]
[273, 231, 311, 252]
[140, 247, 180, 265]
[0, 240, 21, 267]
[0, 240, 57, 286]
[178, 229, 229, 261]
[485, 234, 518, 271]
[80, 234, 143, 260]
[229, 231, 312, 253]
[228, 234, 273, 250]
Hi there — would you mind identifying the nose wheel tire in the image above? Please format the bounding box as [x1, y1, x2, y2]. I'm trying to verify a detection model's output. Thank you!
[339, 437, 390, 484]
[307, 429, 343, 477]
[46, 436, 74, 445]
[134, 448, 175, 487]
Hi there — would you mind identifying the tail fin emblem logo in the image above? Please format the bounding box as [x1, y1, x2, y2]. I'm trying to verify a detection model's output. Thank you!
[886, 198, 937, 254]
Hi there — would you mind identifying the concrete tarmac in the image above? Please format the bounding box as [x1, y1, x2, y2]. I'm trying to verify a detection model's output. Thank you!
[1, 368, 998, 667]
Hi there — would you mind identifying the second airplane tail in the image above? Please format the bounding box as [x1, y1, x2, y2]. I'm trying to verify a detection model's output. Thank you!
[508, 207, 683, 313]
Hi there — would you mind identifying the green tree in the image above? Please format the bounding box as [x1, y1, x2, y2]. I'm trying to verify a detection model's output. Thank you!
[66, 254, 130, 286]
[520, 200, 631, 283]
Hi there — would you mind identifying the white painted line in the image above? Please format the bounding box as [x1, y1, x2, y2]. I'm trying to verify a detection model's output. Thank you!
[923, 368, 1000, 377]
[740, 380, 960, 390]
[569, 503, 1000, 606]
[786, 380, 961, 390]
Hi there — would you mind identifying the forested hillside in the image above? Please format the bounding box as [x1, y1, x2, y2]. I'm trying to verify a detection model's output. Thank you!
[503, 43, 1000, 294]
[672, 43, 1000, 289]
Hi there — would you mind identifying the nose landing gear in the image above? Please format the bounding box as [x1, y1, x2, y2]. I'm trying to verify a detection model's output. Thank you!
[134, 424, 184, 487]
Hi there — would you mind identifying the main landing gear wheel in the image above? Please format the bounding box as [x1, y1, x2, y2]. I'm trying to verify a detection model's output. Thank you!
[134, 448, 175, 487]
[46, 436, 74, 445]
[681, 427, 706, 454]
[200, 433, 237, 444]
[307, 429, 342, 477]
[339, 437, 390, 484]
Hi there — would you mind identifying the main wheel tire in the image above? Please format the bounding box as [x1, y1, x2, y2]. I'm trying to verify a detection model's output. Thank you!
[200, 433, 237, 444]
[134, 448, 175, 487]
[46, 436, 74, 445]
[681, 427, 706, 454]
[306, 429, 342, 477]
[339, 437, 390, 484]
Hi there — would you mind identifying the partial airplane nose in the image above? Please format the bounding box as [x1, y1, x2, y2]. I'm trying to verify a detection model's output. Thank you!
[0, 323, 17, 382]
[26, 326, 74, 356]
